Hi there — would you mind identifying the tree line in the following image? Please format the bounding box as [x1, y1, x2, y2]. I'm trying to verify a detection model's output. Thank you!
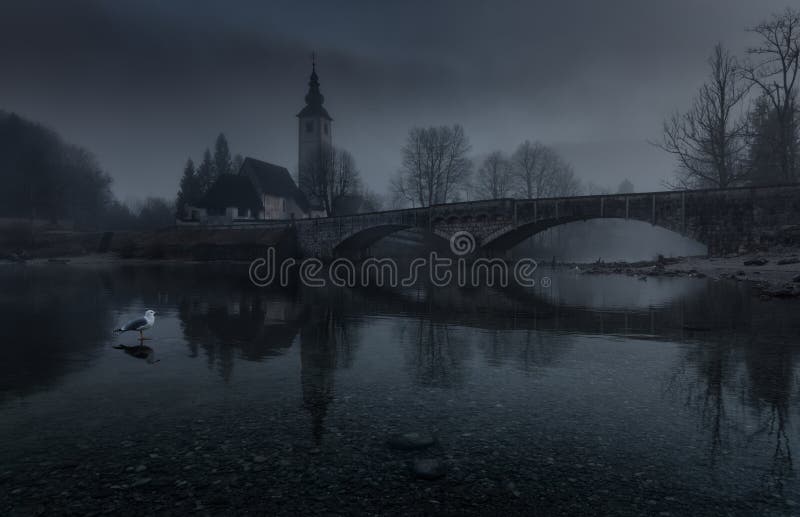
[660, 8, 800, 189]
[387, 124, 633, 208]
[175, 133, 243, 218]
[0, 110, 173, 231]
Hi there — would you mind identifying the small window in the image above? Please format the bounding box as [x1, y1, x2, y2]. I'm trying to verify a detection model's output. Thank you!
[305, 121, 314, 133]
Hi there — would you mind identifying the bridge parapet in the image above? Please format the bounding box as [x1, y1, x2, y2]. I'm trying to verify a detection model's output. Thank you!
[287, 184, 800, 259]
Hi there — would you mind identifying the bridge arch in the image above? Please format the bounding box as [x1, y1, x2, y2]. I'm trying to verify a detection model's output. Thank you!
[332, 224, 450, 258]
[480, 215, 701, 253]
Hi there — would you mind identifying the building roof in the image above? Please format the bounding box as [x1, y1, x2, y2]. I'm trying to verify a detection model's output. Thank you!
[239, 157, 310, 212]
[198, 173, 262, 214]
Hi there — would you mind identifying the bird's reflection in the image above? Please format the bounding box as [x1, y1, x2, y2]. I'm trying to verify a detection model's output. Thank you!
[113, 344, 159, 364]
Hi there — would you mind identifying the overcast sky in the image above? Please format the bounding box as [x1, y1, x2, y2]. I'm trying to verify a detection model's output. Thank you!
[0, 0, 795, 201]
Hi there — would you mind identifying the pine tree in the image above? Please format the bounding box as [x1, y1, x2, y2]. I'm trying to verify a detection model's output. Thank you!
[214, 133, 232, 176]
[175, 158, 201, 218]
[196, 148, 216, 194]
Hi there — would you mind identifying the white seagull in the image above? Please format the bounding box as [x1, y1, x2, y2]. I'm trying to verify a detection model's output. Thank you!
[114, 309, 156, 341]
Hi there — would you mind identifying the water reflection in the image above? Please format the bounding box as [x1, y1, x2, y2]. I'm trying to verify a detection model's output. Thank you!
[403, 319, 471, 387]
[0, 267, 114, 399]
[744, 338, 796, 491]
[1, 264, 799, 506]
[179, 290, 305, 381]
[113, 344, 159, 364]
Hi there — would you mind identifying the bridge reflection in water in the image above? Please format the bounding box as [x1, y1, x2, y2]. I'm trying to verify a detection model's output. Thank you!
[0, 264, 798, 512]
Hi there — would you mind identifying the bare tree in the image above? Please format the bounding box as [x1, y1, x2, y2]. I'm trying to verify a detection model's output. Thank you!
[660, 43, 750, 189]
[359, 188, 384, 212]
[744, 8, 800, 182]
[474, 151, 513, 199]
[300, 144, 362, 216]
[510, 140, 580, 197]
[512, 140, 546, 198]
[392, 125, 472, 207]
[549, 163, 582, 197]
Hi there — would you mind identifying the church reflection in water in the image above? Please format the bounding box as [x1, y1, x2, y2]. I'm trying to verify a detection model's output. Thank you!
[2, 264, 796, 493]
[167, 271, 800, 488]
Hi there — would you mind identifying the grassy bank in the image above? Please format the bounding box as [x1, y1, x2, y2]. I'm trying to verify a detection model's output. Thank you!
[0, 222, 295, 262]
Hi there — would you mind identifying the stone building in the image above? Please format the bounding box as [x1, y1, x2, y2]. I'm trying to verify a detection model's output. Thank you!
[186, 61, 333, 223]
[192, 157, 310, 223]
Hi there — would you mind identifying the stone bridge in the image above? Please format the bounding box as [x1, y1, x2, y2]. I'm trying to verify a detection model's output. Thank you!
[291, 184, 800, 259]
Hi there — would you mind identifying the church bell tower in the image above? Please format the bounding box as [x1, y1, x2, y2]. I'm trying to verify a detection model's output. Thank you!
[297, 55, 333, 203]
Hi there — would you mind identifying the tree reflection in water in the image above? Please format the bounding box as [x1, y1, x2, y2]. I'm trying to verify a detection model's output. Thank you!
[744, 337, 796, 491]
[664, 282, 799, 495]
[4, 264, 796, 499]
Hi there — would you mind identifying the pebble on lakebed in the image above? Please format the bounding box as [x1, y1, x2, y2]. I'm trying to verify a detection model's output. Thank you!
[412, 458, 446, 480]
[386, 431, 436, 451]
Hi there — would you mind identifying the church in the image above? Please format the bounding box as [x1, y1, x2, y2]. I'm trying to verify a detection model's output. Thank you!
[188, 61, 332, 223]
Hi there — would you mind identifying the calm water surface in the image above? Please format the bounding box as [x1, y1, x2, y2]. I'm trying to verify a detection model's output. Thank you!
[0, 264, 799, 515]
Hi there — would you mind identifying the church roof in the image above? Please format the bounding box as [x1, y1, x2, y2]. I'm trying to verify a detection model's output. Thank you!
[296, 63, 333, 121]
[198, 173, 262, 214]
[239, 157, 310, 212]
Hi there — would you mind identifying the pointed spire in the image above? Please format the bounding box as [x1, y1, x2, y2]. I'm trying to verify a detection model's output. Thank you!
[305, 52, 323, 107]
[297, 53, 332, 121]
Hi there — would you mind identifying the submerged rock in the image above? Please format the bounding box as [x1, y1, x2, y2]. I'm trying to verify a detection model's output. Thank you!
[743, 258, 768, 266]
[762, 284, 800, 299]
[387, 432, 436, 451]
[683, 324, 712, 332]
[412, 458, 446, 480]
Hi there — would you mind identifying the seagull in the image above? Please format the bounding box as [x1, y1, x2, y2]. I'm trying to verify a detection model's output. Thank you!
[114, 310, 156, 341]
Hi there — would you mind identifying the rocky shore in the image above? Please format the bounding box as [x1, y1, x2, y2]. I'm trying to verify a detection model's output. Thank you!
[1, 417, 791, 517]
[573, 248, 800, 299]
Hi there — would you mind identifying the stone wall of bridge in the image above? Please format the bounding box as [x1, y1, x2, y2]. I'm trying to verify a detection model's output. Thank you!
[281, 185, 800, 259]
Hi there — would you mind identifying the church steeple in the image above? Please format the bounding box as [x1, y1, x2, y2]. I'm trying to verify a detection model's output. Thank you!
[297, 55, 333, 207]
[304, 54, 324, 108]
[297, 55, 332, 121]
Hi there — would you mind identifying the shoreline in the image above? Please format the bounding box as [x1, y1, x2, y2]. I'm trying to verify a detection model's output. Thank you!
[4, 248, 800, 299]
[570, 248, 800, 299]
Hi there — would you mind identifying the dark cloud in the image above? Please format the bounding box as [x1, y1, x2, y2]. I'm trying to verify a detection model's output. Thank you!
[0, 0, 795, 199]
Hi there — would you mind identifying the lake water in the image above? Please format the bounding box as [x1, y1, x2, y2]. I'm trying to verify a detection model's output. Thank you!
[0, 263, 799, 515]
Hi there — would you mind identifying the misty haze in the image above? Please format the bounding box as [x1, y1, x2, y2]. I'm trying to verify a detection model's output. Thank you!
[1, 1, 800, 516]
